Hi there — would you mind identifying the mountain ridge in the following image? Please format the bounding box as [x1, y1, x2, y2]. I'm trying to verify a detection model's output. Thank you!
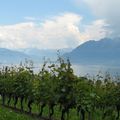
[0, 47, 72, 64]
[64, 38, 120, 65]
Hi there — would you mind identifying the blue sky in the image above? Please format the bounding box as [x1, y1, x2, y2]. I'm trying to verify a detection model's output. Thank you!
[0, 0, 118, 49]
[0, 0, 94, 24]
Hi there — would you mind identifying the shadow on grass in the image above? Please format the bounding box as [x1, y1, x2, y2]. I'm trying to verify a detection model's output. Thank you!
[1, 104, 58, 120]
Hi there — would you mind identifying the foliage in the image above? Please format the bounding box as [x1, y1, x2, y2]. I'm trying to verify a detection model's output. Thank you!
[0, 58, 120, 120]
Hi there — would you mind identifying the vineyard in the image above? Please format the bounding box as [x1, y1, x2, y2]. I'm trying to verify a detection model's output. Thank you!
[0, 57, 120, 120]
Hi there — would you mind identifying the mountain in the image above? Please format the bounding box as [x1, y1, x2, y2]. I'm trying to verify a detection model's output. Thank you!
[64, 38, 120, 65]
[0, 48, 30, 64]
[0, 48, 72, 64]
[20, 48, 72, 62]
[1, 38, 120, 65]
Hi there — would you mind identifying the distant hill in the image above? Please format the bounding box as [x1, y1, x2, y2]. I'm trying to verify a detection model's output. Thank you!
[64, 38, 120, 65]
[1, 38, 120, 65]
[0, 48, 72, 64]
[20, 48, 72, 62]
[0, 48, 30, 64]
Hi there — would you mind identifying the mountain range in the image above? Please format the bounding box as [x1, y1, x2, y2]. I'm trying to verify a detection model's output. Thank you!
[64, 38, 120, 65]
[0, 48, 72, 64]
[0, 48, 30, 64]
[0, 38, 120, 65]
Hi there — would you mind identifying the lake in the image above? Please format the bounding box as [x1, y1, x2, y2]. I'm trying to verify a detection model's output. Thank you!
[1, 63, 120, 77]
[33, 63, 120, 77]
[72, 64, 120, 77]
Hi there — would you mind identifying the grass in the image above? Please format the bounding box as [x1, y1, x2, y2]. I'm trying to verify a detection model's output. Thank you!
[0, 105, 38, 120]
[0, 98, 117, 120]
[0, 98, 79, 120]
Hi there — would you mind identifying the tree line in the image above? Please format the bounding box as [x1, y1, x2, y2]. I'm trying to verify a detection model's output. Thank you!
[0, 57, 120, 120]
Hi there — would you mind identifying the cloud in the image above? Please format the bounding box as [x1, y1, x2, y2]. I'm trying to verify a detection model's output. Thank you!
[80, 20, 110, 41]
[81, 0, 120, 37]
[0, 13, 109, 50]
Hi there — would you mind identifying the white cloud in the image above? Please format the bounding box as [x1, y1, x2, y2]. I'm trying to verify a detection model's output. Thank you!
[80, 0, 120, 36]
[80, 20, 111, 41]
[83, 0, 119, 17]
[0, 13, 109, 50]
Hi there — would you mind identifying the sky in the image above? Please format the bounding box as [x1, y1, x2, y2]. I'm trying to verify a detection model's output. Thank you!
[0, 0, 118, 50]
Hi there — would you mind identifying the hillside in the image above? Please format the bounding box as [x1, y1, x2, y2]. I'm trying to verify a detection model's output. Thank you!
[20, 48, 72, 62]
[0, 48, 30, 64]
[64, 38, 120, 65]
[0, 48, 72, 64]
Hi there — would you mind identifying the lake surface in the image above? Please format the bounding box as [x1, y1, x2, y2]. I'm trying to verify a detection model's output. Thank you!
[33, 63, 120, 77]
[2, 63, 120, 77]
[72, 64, 120, 76]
